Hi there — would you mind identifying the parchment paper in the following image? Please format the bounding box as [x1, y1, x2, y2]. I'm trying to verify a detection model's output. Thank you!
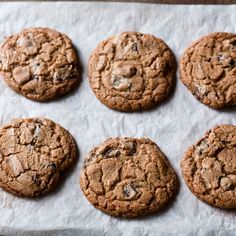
[0, 2, 235, 236]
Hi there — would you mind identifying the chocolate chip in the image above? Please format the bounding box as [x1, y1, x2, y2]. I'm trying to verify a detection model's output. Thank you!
[193, 87, 203, 100]
[217, 70, 226, 81]
[53, 73, 62, 81]
[132, 43, 138, 52]
[32, 174, 41, 185]
[99, 146, 111, 155]
[66, 75, 77, 80]
[163, 61, 171, 76]
[196, 140, 209, 155]
[122, 141, 137, 155]
[229, 59, 235, 67]
[32, 75, 39, 80]
[102, 148, 120, 158]
[129, 67, 137, 77]
[130, 142, 137, 155]
[47, 163, 57, 170]
[111, 75, 131, 91]
[54, 71, 76, 82]
[111, 44, 116, 53]
[231, 40, 236, 46]
[26, 42, 33, 47]
[217, 53, 224, 61]
[123, 184, 137, 199]
[221, 140, 230, 146]
[106, 149, 120, 157]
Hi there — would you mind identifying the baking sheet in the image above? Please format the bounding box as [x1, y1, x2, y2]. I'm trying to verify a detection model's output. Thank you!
[0, 2, 235, 236]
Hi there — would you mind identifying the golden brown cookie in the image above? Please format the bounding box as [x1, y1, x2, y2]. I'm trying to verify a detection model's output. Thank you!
[80, 137, 178, 217]
[180, 32, 236, 109]
[0, 118, 77, 197]
[0, 27, 80, 101]
[181, 125, 236, 209]
[88, 32, 176, 111]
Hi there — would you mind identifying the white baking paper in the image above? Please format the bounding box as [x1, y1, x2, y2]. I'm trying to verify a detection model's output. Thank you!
[0, 2, 235, 236]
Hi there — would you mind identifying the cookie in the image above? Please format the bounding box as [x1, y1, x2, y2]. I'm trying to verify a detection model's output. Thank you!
[0, 27, 80, 101]
[80, 137, 178, 217]
[180, 32, 236, 109]
[0, 118, 77, 197]
[88, 32, 176, 111]
[181, 125, 236, 208]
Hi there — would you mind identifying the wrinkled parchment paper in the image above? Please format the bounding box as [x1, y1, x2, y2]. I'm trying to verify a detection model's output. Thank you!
[0, 2, 235, 236]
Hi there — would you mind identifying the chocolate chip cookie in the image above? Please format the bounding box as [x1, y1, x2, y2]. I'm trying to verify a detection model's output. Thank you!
[181, 125, 236, 208]
[88, 32, 176, 111]
[0, 27, 80, 101]
[180, 32, 236, 109]
[80, 137, 178, 217]
[0, 118, 77, 197]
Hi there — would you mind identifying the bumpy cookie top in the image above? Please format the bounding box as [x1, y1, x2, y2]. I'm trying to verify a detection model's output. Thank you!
[0, 27, 80, 101]
[181, 125, 236, 208]
[88, 32, 176, 111]
[0, 118, 77, 197]
[180, 32, 236, 109]
[80, 137, 177, 217]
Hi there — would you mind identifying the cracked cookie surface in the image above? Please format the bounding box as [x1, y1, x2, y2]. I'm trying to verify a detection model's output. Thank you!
[0, 118, 77, 197]
[80, 137, 178, 217]
[88, 32, 176, 111]
[181, 125, 236, 208]
[0, 27, 80, 101]
[180, 32, 236, 109]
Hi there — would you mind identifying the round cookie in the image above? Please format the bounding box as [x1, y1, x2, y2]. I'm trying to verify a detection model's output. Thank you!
[0, 27, 80, 101]
[181, 125, 236, 209]
[180, 32, 236, 109]
[88, 32, 176, 111]
[0, 118, 77, 197]
[80, 137, 178, 217]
